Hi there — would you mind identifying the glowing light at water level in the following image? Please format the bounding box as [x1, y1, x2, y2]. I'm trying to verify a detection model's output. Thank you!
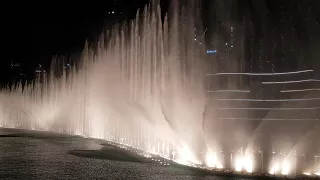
[175, 144, 201, 165]
[281, 161, 290, 175]
[205, 151, 217, 168]
[205, 150, 223, 169]
[269, 160, 292, 176]
[303, 172, 311, 176]
[234, 155, 253, 173]
[270, 163, 280, 175]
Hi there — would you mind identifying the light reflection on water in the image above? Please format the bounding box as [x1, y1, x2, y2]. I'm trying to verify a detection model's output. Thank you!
[0, 129, 250, 180]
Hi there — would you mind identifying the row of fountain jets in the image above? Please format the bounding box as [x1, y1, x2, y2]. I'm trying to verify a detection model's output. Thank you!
[0, 0, 319, 178]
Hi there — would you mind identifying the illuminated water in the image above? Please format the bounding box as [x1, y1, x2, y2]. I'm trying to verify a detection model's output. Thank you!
[0, 0, 319, 178]
[0, 129, 239, 180]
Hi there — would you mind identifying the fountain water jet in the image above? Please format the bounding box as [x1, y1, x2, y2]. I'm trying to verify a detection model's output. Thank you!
[0, 0, 319, 179]
[0, 0, 207, 164]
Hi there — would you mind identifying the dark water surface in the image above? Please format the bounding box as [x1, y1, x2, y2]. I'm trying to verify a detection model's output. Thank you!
[0, 128, 256, 180]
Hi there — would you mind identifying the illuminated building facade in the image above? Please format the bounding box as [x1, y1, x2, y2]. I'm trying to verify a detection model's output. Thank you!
[204, 0, 319, 121]
[9, 61, 26, 83]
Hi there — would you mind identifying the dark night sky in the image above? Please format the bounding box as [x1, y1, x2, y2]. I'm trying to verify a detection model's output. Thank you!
[2, 0, 320, 85]
[2, 1, 150, 84]
[203, 0, 319, 75]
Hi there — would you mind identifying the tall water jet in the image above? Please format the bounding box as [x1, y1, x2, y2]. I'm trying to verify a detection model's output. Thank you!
[0, 0, 208, 162]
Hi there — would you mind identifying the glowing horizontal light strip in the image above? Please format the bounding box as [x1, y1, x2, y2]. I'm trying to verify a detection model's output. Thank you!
[217, 98, 320, 102]
[281, 89, 320, 93]
[262, 79, 320, 84]
[216, 107, 320, 110]
[207, 90, 250, 93]
[205, 70, 313, 76]
[220, 118, 319, 121]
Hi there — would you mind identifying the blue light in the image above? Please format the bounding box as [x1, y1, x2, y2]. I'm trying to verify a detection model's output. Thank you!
[207, 50, 217, 54]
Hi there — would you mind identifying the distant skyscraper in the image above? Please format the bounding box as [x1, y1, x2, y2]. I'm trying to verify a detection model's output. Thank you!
[10, 61, 25, 82]
[205, 1, 319, 121]
[35, 64, 46, 82]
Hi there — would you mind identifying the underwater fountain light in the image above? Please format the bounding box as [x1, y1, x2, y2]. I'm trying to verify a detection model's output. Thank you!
[269, 163, 280, 175]
[269, 160, 291, 176]
[205, 151, 217, 168]
[175, 143, 201, 166]
[245, 157, 253, 173]
[205, 150, 223, 169]
[281, 161, 290, 175]
[235, 157, 243, 172]
[234, 155, 253, 173]
[303, 172, 311, 176]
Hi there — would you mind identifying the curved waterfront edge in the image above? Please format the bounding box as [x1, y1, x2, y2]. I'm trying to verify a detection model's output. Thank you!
[0, 127, 319, 180]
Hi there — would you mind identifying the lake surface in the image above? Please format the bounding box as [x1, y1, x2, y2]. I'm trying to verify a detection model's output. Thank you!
[0, 128, 260, 180]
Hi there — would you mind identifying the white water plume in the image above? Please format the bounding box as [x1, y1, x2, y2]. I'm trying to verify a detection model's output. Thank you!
[0, 0, 207, 160]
